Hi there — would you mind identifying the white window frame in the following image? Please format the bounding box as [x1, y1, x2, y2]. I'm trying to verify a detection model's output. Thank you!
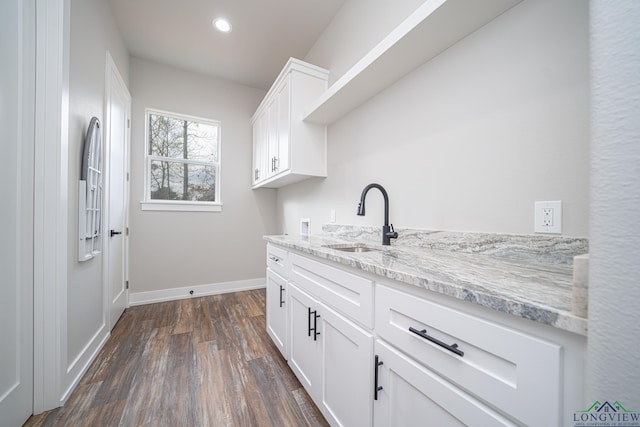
[141, 108, 222, 212]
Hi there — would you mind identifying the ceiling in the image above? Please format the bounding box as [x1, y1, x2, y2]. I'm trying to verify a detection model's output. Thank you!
[108, 0, 345, 90]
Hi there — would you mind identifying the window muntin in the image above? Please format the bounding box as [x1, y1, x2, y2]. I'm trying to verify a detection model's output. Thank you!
[145, 110, 220, 207]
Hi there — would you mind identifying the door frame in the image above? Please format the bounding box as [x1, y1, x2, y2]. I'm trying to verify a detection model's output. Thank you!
[32, 0, 69, 413]
[103, 50, 131, 329]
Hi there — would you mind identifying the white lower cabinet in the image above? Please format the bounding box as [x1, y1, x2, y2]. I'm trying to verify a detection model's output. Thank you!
[374, 339, 516, 427]
[288, 283, 322, 395]
[266, 268, 288, 358]
[288, 283, 374, 427]
[265, 245, 585, 427]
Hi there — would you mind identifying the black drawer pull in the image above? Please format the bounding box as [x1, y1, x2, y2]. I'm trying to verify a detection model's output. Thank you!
[374, 355, 383, 400]
[409, 326, 464, 357]
[308, 307, 320, 341]
[312, 310, 320, 341]
[279, 285, 285, 308]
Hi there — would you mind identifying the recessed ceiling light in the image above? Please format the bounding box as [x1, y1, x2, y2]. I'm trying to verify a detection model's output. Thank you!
[213, 18, 232, 33]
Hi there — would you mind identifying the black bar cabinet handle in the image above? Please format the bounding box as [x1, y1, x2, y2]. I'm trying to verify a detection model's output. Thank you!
[409, 326, 464, 357]
[307, 307, 320, 340]
[374, 355, 383, 400]
[313, 311, 320, 341]
[279, 285, 284, 308]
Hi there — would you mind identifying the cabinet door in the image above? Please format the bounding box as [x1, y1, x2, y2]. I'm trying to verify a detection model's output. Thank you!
[276, 76, 290, 173]
[288, 284, 322, 402]
[320, 306, 374, 427]
[266, 269, 288, 358]
[266, 96, 279, 178]
[252, 111, 269, 184]
[374, 340, 516, 427]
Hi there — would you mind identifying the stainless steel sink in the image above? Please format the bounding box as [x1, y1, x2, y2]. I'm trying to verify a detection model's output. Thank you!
[323, 243, 379, 253]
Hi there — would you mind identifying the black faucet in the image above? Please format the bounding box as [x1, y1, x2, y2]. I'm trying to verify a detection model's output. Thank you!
[357, 183, 398, 245]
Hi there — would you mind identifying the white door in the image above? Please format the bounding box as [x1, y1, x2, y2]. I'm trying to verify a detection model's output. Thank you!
[288, 284, 322, 402]
[105, 53, 131, 330]
[276, 77, 290, 172]
[266, 269, 288, 358]
[374, 340, 515, 427]
[0, 0, 35, 424]
[320, 307, 374, 427]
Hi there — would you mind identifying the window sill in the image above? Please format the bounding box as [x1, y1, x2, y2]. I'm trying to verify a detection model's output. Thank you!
[140, 200, 223, 212]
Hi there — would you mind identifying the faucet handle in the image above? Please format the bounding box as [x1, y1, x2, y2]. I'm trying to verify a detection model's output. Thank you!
[387, 224, 398, 239]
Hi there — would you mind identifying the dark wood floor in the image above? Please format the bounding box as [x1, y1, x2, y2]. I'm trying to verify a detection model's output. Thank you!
[24, 289, 328, 427]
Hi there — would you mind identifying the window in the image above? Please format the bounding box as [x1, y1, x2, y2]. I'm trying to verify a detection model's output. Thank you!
[142, 109, 221, 212]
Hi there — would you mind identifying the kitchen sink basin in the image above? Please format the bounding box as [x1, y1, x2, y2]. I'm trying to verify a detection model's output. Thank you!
[323, 243, 379, 253]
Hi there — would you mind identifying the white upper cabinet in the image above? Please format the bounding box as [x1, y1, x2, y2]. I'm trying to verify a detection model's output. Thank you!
[252, 58, 329, 189]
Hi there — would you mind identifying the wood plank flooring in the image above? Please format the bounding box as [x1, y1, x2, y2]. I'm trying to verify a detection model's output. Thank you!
[24, 289, 328, 427]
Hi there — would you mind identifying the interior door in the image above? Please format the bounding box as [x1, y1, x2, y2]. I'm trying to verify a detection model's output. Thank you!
[0, 0, 35, 424]
[105, 53, 131, 330]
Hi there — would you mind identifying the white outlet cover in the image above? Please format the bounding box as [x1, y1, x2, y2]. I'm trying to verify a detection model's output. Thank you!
[535, 201, 562, 234]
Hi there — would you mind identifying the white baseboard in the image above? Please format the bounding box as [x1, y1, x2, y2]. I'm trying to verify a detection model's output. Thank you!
[60, 324, 110, 404]
[128, 277, 266, 306]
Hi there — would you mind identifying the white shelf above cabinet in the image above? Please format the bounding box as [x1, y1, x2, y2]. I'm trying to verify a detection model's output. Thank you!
[302, 0, 523, 125]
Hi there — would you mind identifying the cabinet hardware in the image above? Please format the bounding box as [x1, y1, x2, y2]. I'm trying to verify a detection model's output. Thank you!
[110, 230, 122, 237]
[313, 311, 320, 341]
[279, 285, 285, 308]
[269, 255, 280, 263]
[274, 157, 279, 172]
[254, 168, 260, 181]
[409, 327, 464, 357]
[374, 355, 383, 400]
[308, 307, 320, 341]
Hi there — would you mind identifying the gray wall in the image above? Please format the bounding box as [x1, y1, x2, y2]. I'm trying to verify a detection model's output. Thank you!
[66, 0, 129, 386]
[128, 57, 277, 294]
[588, 0, 640, 407]
[277, 0, 589, 238]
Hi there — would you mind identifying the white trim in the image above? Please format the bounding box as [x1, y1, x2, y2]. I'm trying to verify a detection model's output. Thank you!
[33, 0, 69, 412]
[103, 50, 131, 332]
[140, 200, 223, 212]
[128, 278, 265, 306]
[59, 325, 108, 402]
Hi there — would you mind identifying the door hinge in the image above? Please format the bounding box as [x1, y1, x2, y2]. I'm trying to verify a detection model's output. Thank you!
[126, 172, 130, 181]
[125, 280, 129, 289]
[127, 118, 130, 129]
[126, 227, 129, 236]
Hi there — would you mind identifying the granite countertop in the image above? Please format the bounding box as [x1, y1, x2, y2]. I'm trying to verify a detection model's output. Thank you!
[264, 226, 588, 336]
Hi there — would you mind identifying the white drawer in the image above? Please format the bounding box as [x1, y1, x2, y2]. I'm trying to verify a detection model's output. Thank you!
[267, 244, 288, 278]
[376, 284, 562, 427]
[289, 253, 374, 328]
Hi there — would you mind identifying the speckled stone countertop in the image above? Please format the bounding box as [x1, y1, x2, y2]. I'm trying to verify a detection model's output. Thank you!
[264, 225, 589, 336]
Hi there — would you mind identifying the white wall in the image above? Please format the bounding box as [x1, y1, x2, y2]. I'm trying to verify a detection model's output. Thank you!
[588, 0, 640, 407]
[128, 57, 276, 295]
[65, 0, 129, 397]
[304, 0, 425, 85]
[277, 0, 589, 238]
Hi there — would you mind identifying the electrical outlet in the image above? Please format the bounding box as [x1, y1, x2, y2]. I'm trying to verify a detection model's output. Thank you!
[535, 201, 562, 234]
[542, 208, 553, 227]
